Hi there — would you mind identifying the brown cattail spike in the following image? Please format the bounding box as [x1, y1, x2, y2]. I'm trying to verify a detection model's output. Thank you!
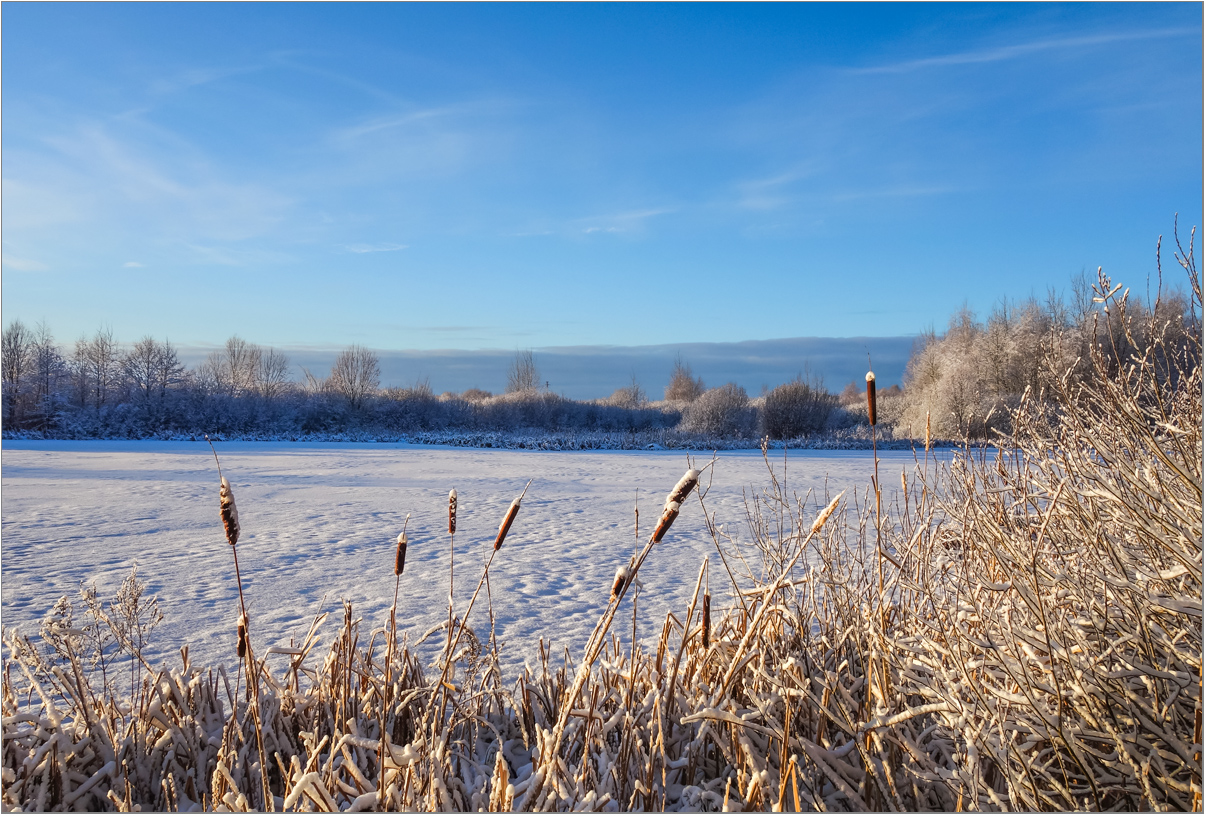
[652, 501, 681, 544]
[236, 619, 247, 658]
[865, 371, 877, 426]
[448, 489, 457, 535]
[667, 468, 700, 506]
[925, 411, 932, 452]
[651, 467, 700, 544]
[702, 593, 711, 648]
[394, 531, 408, 576]
[610, 564, 629, 601]
[219, 476, 240, 548]
[494, 480, 531, 551]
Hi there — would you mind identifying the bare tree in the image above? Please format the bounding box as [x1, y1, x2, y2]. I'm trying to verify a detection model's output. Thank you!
[75, 327, 119, 410]
[664, 353, 705, 402]
[329, 345, 380, 408]
[2, 319, 32, 426]
[607, 374, 647, 408]
[506, 350, 540, 393]
[207, 336, 260, 397]
[257, 348, 290, 399]
[124, 337, 183, 405]
[29, 321, 65, 427]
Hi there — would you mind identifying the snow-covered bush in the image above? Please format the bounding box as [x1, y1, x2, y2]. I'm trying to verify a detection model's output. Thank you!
[680, 382, 754, 437]
[760, 377, 836, 438]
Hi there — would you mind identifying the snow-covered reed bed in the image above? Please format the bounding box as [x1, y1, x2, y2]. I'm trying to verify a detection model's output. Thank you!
[3, 269, 1201, 811]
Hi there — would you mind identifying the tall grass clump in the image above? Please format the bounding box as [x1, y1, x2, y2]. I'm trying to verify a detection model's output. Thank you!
[3, 237, 1200, 811]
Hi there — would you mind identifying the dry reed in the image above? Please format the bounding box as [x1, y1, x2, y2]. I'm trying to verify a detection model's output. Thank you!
[3, 256, 1200, 812]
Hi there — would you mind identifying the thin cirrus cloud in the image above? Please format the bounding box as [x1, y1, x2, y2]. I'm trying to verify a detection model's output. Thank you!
[851, 27, 1196, 75]
[576, 208, 674, 235]
[1, 254, 50, 272]
[342, 243, 408, 254]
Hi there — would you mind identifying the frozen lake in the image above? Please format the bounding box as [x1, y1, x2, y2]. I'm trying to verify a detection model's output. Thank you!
[1, 441, 927, 684]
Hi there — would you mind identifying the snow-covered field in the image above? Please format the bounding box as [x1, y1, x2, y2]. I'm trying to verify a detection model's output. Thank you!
[2, 441, 924, 684]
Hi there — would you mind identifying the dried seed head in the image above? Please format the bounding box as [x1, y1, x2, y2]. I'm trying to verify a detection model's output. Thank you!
[925, 411, 932, 452]
[495, 498, 521, 551]
[448, 489, 457, 534]
[236, 618, 247, 658]
[701, 593, 711, 648]
[610, 564, 628, 602]
[219, 477, 240, 548]
[865, 371, 877, 426]
[809, 492, 844, 535]
[666, 468, 701, 507]
[394, 531, 408, 576]
[653, 500, 681, 544]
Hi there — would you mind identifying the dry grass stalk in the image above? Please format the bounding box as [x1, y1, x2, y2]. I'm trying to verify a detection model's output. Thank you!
[4, 258, 1199, 811]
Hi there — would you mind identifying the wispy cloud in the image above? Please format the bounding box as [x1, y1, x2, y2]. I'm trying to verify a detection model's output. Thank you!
[334, 108, 458, 142]
[831, 184, 960, 202]
[576, 208, 674, 235]
[148, 64, 262, 96]
[853, 28, 1194, 75]
[29, 124, 295, 242]
[2, 254, 49, 272]
[122, 261, 145, 268]
[736, 165, 818, 211]
[343, 242, 408, 253]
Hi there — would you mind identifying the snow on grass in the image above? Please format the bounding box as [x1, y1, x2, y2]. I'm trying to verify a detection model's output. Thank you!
[1, 440, 922, 683]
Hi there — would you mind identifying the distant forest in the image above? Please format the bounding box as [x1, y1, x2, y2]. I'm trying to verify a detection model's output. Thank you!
[2, 270, 1199, 446]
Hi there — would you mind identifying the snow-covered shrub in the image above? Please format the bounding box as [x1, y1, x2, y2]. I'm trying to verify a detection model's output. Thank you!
[680, 382, 754, 436]
[759, 378, 836, 438]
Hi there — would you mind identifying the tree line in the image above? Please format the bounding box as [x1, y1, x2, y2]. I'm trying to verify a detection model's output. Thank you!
[2, 266, 1199, 443]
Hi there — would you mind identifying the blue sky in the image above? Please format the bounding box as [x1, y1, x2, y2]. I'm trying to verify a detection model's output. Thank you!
[3, 3, 1202, 366]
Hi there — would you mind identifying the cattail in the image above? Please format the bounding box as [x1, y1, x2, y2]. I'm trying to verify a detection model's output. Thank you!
[701, 593, 711, 648]
[652, 500, 681, 544]
[667, 468, 700, 506]
[219, 476, 240, 548]
[448, 489, 457, 534]
[925, 411, 932, 452]
[610, 564, 629, 601]
[866, 370, 877, 426]
[810, 492, 843, 535]
[236, 617, 247, 658]
[394, 530, 408, 576]
[652, 467, 700, 543]
[495, 498, 520, 550]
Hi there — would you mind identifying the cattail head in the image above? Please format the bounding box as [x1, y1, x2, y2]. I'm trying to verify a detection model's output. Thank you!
[495, 495, 522, 551]
[810, 491, 844, 536]
[666, 468, 700, 507]
[610, 564, 629, 602]
[865, 370, 877, 426]
[651, 467, 700, 544]
[219, 477, 240, 548]
[925, 411, 932, 452]
[448, 489, 457, 535]
[652, 500, 681, 543]
[394, 530, 408, 576]
[701, 593, 711, 648]
[236, 617, 247, 658]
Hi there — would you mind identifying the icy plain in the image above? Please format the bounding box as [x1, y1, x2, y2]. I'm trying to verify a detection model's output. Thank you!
[1, 441, 924, 684]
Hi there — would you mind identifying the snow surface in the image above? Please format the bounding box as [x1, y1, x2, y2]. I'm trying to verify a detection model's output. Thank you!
[2, 441, 927, 684]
